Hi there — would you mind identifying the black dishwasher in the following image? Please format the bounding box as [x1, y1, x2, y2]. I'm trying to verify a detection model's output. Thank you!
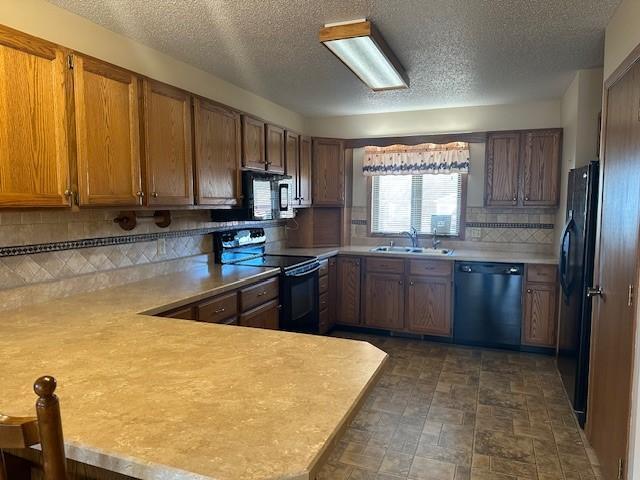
[454, 262, 523, 349]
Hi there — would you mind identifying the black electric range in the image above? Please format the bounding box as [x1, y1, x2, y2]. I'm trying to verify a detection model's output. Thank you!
[213, 228, 321, 333]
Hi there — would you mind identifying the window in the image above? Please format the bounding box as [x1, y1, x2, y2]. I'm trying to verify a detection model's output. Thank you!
[371, 173, 464, 236]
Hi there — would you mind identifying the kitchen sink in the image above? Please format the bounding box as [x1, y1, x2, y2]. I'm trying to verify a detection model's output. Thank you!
[370, 246, 454, 256]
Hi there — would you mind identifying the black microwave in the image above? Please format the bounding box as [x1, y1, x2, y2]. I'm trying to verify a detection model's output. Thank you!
[211, 171, 294, 222]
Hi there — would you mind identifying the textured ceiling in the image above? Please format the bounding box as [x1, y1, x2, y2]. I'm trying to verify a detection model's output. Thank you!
[48, 0, 620, 117]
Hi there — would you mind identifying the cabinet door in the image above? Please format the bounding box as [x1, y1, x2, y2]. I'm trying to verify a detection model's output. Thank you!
[523, 283, 557, 347]
[336, 256, 361, 325]
[327, 256, 337, 329]
[285, 131, 299, 202]
[522, 130, 561, 206]
[485, 132, 520, 206]
[364, 272, 404, 330]
[239, 299, 279, 330]
[0, 26, 71, 207]
[73, 55, 142, 206]
[241, 115, 265, 171]
[313, 138, 344, 206]
[142, 79, 193, 206]
[194, 98, 242, 206]
[406, 276, 452, 336]
[265, 124, 285, 174]
[298, 136, 313, 207]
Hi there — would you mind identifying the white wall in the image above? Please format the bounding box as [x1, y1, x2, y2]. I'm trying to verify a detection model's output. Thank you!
[305, 100, 562, 139]
[0, 0, 304, 131]
[602, 1, 640, 477]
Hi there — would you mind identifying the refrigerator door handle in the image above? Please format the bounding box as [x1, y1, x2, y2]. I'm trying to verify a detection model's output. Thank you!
[559, 215, 574, 296]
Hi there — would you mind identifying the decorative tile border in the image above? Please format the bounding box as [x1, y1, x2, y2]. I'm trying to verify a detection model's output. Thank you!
[465, 222, 554, 229]
[0, 220, 285, 258]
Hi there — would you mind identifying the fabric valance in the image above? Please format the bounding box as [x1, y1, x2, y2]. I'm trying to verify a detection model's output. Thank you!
[363, 142, 470, 176]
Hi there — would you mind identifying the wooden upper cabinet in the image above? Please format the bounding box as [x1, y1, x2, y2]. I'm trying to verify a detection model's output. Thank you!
[73, 55, 142, 206]
[313, 138, 345, 206]
[0, 26, 71, 207]
[364, 272, 405, 330]
[485, 132, 520, 207]
[285, 131, 300, 201]
[406, 276, 452, 337]
[522, 282, 558, 347]
[241, 115, 265, 171]
[142, 79, 193, 206]
[193, 98, 242, 206]
[265, 124, 285, 174]
[298, 136, 312, 207]
[522, 130, 561, 206]
[336, 256, 361, 325]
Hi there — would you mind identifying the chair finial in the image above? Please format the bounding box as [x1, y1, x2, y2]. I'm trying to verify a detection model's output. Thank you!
[33, 376, 57, 398]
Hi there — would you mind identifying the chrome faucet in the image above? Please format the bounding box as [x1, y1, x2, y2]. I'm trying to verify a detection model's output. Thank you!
[403, 226, 419, 248]
[432, 227, 441, 249]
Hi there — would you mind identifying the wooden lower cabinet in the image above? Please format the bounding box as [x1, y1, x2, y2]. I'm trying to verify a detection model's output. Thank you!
[363, 273, 405, 330]
[406, 276, 452, 336]
[163, 305, 196, 321]
[336, 256, 361, 325]
[522, 282, 557, 347]
[239, 299, 279, 330]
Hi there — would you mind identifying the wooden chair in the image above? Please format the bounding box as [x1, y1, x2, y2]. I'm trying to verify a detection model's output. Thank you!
[0, 376, 67, 480]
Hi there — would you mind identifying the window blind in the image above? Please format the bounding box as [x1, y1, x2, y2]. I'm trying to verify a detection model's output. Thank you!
[371, 173, 463, 236]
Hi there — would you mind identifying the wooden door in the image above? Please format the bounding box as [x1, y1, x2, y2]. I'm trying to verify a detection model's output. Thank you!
[522, 283, 557, 346]
[587, 59, 640, 480]
[0, 26, 71, 207]
[142, 79, 193, 206]
[285, 131, 299, 202]
[239, 300, 279, 330]
[336, 256, 361, 325]
[406, 276, 451, 336]
[241, 115, 265, 171]
[298, 136, 312, 207]
[265, 124, 285, 174]
[73, 55, 142, 206]
[313, 138, 344, 206]
[193, 98, 242, 206]
[485, 132, 520, 206]
[522, 129, 561, 206]
[363, 273, 404, 330]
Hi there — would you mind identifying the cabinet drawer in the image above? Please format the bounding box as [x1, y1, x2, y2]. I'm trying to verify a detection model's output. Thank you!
[409, 260, 452, 277]
[240, 277, 279, 312]
[527, 264, 557, 283]
[366, 257, 405, 274]
[319, 259, 329, 276]
[239, 299, 279, 330]
[197, 292, 238, 324]
[163, 305, 196, 320]
[319, 292, 329, 311]
[319, 275, 329, 294]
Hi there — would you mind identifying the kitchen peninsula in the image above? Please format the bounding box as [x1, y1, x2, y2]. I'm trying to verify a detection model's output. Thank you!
[0, 262, 388, 480]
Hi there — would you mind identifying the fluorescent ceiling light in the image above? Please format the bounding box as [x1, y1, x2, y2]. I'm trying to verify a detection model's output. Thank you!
[320, 19, 408, 91]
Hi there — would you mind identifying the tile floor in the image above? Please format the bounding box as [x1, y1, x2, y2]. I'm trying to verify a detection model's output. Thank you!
[319, 331, 601, 480]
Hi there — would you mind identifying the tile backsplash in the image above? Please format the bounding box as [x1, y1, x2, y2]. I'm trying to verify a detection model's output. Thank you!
[349, 206, 557, 253]
[0, 209, 285, 297]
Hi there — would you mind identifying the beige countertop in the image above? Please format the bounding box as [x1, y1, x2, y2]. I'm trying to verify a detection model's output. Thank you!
[269, 245, 558, 265]
[0, 261, 388, 480]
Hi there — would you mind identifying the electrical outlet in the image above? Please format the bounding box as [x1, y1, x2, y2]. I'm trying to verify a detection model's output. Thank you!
[157, 238, 166, 256]
[470, 228, 482, 240]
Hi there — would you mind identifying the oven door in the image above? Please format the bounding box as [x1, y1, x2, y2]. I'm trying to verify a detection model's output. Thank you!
[280, 264, 320, 333]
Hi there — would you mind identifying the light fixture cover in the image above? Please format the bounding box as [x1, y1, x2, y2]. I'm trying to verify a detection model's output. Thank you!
[320, 20, 408, 91]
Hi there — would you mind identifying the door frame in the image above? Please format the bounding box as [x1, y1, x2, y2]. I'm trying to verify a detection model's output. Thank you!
[585, 40, 640, 478]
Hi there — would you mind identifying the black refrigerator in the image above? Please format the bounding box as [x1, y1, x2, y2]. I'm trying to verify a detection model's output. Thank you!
[557, 160, 599, 427]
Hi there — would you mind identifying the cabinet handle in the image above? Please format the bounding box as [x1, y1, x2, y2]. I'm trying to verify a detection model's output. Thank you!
[512, 195, 517, 202]
[136, 191, 145, 198]
[152, 192, 159, 198]
[398, 280, 403, 285]
[525, 196, 529, 201]
[213, 307, 226, 314]
[257, 291, 267, 297]
[409, 281, 415, 286]
[527, 289, 532, 294]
